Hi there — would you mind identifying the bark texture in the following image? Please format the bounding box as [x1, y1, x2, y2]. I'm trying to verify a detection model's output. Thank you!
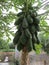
[21, 47, 30, 65]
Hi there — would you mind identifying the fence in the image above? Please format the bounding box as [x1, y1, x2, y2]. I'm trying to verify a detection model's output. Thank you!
[29, 53, 49, 65]
[0, 52, 15, 62]
[0, 52, 49, 65]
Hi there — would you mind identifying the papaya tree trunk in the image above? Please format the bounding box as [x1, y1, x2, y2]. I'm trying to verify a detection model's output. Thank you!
[21, 47, 30, 65]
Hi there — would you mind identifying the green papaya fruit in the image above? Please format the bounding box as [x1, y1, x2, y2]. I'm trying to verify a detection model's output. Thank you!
[35, 25, 40, 31]
[17, 42, 24, 51]
[33, 17, 40, 24]
[36, 39, 40, 44]
[30, 25, 36, 33]
[32, 34, 36, 51]
[24, 29, 32, 38]
[27, 15, 33, 24]
[35, 32, 40, 44]
[32, 34, 37, 43]
[20, 33, 27, 45]
[13, 31, 21, 45]
[17, 24, 22, 30]
[22, 17, 28, 28]
[27, 38, 32, 52]
[29, 10, 37, 17]
[33, 43, 36, 51]
[14, 15, 24, 25]
[27, 45, 32, 52]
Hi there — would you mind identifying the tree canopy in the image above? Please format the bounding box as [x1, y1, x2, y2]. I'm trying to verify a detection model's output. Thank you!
[0, 0, 49, 52]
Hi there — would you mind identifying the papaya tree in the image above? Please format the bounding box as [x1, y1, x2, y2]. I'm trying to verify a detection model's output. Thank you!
[0, 0, 49, 65]
[13, 0, 40, 65]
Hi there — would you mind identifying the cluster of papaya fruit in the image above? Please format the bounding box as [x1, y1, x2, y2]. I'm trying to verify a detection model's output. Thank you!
[13, 3, 40, 52]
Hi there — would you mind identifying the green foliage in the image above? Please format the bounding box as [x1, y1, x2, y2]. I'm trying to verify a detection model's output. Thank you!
[44, 44, 49, 54]
[0, 39, 9, 49]
[0, 49, 14, 52]
[0, 39, 14, 52]
[35, 44, 42, 54]
[9, 43, 15, 49]
[39, 32, 49, 54]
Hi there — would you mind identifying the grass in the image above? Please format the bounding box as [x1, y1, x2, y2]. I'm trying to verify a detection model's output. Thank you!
[0, 49, 15, 52]
[9, 62, 15, 65]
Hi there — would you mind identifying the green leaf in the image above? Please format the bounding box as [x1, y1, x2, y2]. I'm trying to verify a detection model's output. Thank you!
[35, 44, 42, 54]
